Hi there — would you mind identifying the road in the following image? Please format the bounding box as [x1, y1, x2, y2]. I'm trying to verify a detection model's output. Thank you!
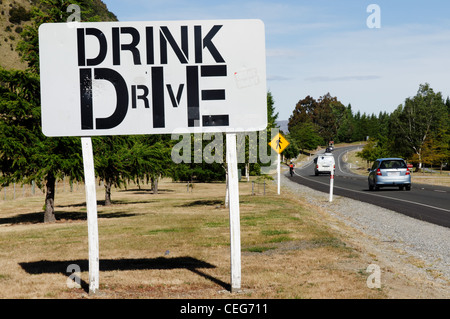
[288, 145, 450, 228]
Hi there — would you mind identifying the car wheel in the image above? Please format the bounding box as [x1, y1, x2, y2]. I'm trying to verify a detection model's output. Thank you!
[399, 185, 404, 190]
[405, 185, 411, 191]
[374, 185, 380, 191]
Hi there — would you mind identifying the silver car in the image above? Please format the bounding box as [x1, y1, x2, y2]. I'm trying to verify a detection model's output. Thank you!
[368, 158, 411, 191]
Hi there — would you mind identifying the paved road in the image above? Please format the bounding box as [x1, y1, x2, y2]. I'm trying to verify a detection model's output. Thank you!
[288, 145, 450, 228]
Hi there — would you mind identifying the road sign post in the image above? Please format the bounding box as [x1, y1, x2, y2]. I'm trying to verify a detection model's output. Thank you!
[269, 133, 289, 195]
[277, 153, 281, 194]
[226, 133, 241, 292]
[81, 137, 99, 294]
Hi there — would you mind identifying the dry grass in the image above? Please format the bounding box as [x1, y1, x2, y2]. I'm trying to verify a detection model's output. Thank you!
[0, 178, 389, 299]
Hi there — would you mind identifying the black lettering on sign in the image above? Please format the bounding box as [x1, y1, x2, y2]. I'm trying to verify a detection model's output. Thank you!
[76, 24, 231, 131]
[79, 68, 129, 130]
[195, 25, 225, 64]
[77, 28, 107, 66]
[203, 115, 229, 127]
[151, 67, 165, 128]
[95, 68, 129, 129]
[166, 84, 184, 108]
[202, 90, 225, 101]
[199, 65, 228, 126]
[79, 68, 93, 129]
[186, 66, 199, 127]
[159, 26, 188, 64]
[132, 85, 150, 109]
[146, 27, 154, 65]
[201, 65, 227, 77]
[112, 27, 142, 66]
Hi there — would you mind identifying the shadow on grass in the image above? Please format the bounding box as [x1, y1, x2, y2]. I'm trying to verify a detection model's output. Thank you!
[179, 199, 223, 207]
[19, 256, 230, 293]
[118, 188, 175, 194]
[58, 199, 157, 208]
[0, 210, 137, 225]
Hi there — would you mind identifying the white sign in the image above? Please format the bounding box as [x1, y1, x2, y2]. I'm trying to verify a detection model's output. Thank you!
[38, 20, 267, 137]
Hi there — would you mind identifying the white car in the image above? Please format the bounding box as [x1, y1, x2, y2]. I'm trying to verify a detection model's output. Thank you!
[314, 153, 335, 175]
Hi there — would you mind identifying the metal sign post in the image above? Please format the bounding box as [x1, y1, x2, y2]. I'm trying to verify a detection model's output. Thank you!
[81, 137, 99, 294]
[226, 133, 241, 292]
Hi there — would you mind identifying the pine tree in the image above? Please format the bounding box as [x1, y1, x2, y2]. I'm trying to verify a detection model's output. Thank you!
[0, 1, 115, 222]
[0, 67, 84, 222]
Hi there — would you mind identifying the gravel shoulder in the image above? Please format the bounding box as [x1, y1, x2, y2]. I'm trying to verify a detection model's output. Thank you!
[278, 164, 450, 299]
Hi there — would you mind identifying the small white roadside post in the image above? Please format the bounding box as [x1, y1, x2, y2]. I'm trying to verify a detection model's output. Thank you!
[329, 166, 335, 202]
[81, 137, 99, 294]
[277, 153, 281, 195]
[226, 133, 241, 292]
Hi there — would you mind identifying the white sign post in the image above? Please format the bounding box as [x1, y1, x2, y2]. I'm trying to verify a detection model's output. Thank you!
[81, 137, 99, 294]
[226, 133, 241, 292]
[39, 19, 266, 293]
[329, 168, 334, 202]
[277, 153, 281, 195]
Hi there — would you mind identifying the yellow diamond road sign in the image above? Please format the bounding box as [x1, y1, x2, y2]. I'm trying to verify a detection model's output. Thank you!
[269, 133, 289, 154]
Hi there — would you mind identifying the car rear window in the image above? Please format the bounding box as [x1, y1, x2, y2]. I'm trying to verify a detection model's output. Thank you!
[380, 160, 406, 169]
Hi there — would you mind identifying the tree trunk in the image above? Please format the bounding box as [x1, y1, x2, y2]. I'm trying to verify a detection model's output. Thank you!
[151, 176, 158, 194]
[44, 173, 56, 223]
[104, 180, 112, 206]
[417, 152, 423, 171]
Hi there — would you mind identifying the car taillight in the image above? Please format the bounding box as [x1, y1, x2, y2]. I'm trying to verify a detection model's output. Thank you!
[316, 165, 319, 169]
[376, 169, 382, 176]
[405, 169, 410, 175]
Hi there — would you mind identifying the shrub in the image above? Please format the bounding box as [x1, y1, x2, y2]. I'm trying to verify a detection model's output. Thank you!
[9, 6, 31, 24]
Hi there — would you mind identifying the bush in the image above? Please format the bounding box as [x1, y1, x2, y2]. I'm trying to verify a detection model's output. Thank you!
[9, 6, 31, 24]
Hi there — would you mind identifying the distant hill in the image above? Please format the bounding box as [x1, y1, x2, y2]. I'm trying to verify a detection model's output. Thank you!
[0, 0, 117, 70]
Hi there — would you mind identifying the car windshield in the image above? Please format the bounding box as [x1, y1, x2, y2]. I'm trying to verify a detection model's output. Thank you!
[380, 160, 406, 169]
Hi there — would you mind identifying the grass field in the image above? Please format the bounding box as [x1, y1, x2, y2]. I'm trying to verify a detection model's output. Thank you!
[0, 178, 390, 299]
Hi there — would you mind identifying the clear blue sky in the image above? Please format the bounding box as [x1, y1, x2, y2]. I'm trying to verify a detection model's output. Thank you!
[102, 0, 450, 121]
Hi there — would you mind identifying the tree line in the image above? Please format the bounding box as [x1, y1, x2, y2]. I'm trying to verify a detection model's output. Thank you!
[0, 0, 278, 223]
[286, 86, 449, 171]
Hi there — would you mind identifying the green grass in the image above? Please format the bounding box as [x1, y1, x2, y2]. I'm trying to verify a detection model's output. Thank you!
[261, 230, 291, 236]
[242, 246, 276, 253]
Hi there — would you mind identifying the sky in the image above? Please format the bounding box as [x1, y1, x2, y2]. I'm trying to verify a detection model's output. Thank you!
[101, 0, 450, 121]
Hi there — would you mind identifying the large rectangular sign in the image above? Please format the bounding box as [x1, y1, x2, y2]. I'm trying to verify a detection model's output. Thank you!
[39, 19, 267, 137]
